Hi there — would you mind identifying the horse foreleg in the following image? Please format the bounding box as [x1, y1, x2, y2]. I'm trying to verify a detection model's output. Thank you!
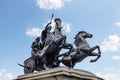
[89, 45, 101, 55]
[62, 43, 73, 50]
[90, 52, 101, 62]
[90, 52, 99, 56]
[43, 64, 49, 70]
[97, 46, 101, 53]
[41, 56, 49, 70]
[71, 62, 75, 68]
[89, 46, 99, 52]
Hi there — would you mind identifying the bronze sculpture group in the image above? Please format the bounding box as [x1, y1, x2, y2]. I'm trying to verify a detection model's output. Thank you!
[18, 17, 101, 74]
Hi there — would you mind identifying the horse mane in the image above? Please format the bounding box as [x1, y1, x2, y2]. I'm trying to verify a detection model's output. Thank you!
[74, 31, 86, 46]
[74, 31, 86, 39]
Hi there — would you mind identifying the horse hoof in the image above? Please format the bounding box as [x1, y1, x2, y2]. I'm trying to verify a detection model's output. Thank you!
[98, 54, 101, 57]
[99, 51, 101, 54]
[90, 60, 95, 62]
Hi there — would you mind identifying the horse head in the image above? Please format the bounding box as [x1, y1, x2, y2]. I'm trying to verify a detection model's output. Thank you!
[54, 18, 63, 30]
[78, 31, 93, 38]
[74, 31, 92, 46]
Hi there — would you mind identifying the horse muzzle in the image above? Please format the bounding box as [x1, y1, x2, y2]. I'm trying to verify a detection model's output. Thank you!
[89, 34, 93, 38]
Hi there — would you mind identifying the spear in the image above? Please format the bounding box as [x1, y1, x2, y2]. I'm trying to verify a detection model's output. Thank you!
[50, 13, 54, 23]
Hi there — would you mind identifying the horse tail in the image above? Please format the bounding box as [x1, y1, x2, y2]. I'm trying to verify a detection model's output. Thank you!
[17, 63, 30, 69]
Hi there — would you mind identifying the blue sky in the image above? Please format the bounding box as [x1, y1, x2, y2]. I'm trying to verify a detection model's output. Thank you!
[0, 0, 120, 80]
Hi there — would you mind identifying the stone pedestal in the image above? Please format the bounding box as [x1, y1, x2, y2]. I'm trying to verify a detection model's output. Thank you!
[16, 67, 103, 80]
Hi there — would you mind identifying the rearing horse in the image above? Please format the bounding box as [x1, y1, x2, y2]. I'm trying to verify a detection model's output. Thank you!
[59, 31, 101, 68]
[19, 18, 72, 74]
[44, 18, 72, 68]
[22, 29, 67, 74]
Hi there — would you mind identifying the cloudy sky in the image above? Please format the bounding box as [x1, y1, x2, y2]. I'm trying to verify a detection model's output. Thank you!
[0, 0, 120, 80]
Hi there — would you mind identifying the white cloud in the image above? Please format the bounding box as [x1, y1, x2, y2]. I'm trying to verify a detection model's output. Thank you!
[95, 73, 120, 80]
[44, 21, 71, 32]
[0, 69, 15, 80]
[112, 55, 120, 60]
[114, 22, 120, 27]
[63, 23, 71, 33]
[101, 35, 120, 52]
[50, 21, 72, 33]
[104, 67, 115, 71]
[26, 19, 72, 37]
[26, 27, 43, 37]
[36, 0, 71, 10]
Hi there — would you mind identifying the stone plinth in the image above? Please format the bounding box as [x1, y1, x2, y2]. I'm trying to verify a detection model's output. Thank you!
[16, 67, 103, 80]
